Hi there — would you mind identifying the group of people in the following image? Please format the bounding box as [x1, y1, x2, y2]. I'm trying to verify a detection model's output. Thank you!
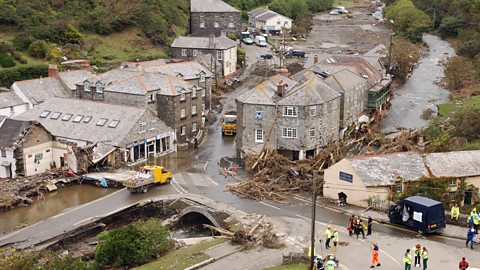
[324, 226, 339, 252]
[347, 215, 372, 239]
[403, 244, 429, 270]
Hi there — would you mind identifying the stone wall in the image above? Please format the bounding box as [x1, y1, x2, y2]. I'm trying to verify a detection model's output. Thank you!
[190, 12, 241, 37]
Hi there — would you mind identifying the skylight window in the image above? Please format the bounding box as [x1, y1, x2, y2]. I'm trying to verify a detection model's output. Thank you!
[108, 120, 120, 128]
[73, 115, 84, 123]
[96, 118, 108, 126]
[62, 113, 73, 121]
[50, 112, 61, 120]
[83, 116, 92, 123]
[40, 111, 50, 118]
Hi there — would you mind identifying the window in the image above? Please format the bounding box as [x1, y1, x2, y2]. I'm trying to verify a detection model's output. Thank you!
[96, 83, 103, 93]
[181, 49, 187, 57]
[40, 110, 50, 118]
[216, 51, 222, 61]
[199, 73, 205, 82]
[1, 149, 6, 157]
[395, 180, 403, 193]
[192, 123, 197, 132]
[255, 107, 263, 120]
[50, 112, 61, 120]
[192, 105, 197, 115]
[72, 115, 83, 123]
[255, 129, 264, 143]
[201, 89, 206, 97]
[309, 128, 316, 137]
[180, 126, 186, 136]
[148, 94, 155, 103]
[84, 81, 90, 92]
[139, 122, 146, 132]
[283, 106, 298, 117]
[180, 92, 186, 101]
[83, 116, 92, 123]
[62, 113, 73, 121]
[193, 50, 197, 57]
[109, 120, 120, 128]
[309, 106, 316, 116]
[192, 86, 197, 98]
[148, 120, 155, 130]
[282, 127, 297, 138]
[200, 21, 205, 28]
[97, 118, 108, 126]
[228, 22, 234, 28]
[449, 179, 458, 187]
[277, 20, 281, 25]
[214, 22, 219, 28]
[201, 103, 205, 114]
[34, 153, 43, 163]
[180, 108, 186, 118]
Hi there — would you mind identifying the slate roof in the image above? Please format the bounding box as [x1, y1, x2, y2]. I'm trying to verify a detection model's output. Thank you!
[256, 11, 278, 21]
[12, 77, 69, 106]
[248, 7, 268, 17]
[278, 74, 340, 106]
[0, 119, 32, 149]
[324, 69, 366, 93]
[140, 61, 213, 80]
[425, 151, 480, 178]
[0, 90, 26, 108]
[348, 152, 429, 187]
[171, 36, 237, 50]
[14, 97, 171, 146]
[103, 73, 192, 96]
[236, 75, 297, 105]
[190, 0, 240, 13]
[58, 70, 94, 91]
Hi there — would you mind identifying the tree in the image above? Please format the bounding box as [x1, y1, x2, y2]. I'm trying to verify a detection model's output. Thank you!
[458, 39, 480, 58]
[439, 15, 467, 37]
[452, 104, 480, 140]
[444, 56, 478, 91]
[391, 38, 421, 81]
[292, 10, 312, 38]
[28, 40, 49, 58]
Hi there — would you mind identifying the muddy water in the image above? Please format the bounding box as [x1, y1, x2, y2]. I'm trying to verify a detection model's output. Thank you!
[0, 185, 115, 234]
[379, 34, 455, 131]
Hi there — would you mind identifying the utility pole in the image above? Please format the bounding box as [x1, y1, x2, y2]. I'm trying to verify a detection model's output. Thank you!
[432, 7, 436, 30]
[309, 173, 316, 270]
[213, 34, 218, 99]
[387, 33, 394, 75]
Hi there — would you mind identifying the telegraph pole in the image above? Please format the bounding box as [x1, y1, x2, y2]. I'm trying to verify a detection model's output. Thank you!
[387, 33, 394, 75]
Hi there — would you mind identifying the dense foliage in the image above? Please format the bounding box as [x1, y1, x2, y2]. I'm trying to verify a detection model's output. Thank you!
[95, 219, 172, 268]
[0, 64, 48, 87]
[385, 0, 431, 42]
[0, 249, 94, 270]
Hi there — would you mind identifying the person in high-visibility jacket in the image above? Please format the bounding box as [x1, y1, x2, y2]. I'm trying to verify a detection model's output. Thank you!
[404, 249, 412, 270]
[370, 243, 381, 268]
[451, 204, 460, 223]
[325, 256, 337, 270]
[308, 246, 315, 258]
[421, 246, 428, 270]
[413, 244, 421, 267]
[325, 226, 332, 249]
[473, 212, 479, 234]
[332, 228, 339, 252]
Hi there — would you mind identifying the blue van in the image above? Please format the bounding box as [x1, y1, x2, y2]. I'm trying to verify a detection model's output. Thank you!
[388, 196, 446, 234]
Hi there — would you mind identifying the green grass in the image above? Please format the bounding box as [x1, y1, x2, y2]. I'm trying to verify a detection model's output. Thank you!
[133, 238, 227, 270]
[263, 263, 310, 270]
[438, 96, 480, 117]
[332, 0, 359, 9]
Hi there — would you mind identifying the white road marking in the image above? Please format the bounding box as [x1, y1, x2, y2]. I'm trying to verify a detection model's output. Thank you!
[171, 178, 188, 194]
[206, 176, 219, 186]
[339, 264, 349, 270]
[203, 161, 208, 172]
[380, 249, 400, 265]
[259, 201, 281, 210]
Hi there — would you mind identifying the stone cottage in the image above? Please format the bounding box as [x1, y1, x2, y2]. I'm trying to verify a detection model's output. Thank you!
[189, 0, 241, 37]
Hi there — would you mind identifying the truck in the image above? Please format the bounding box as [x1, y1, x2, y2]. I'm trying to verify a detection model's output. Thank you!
[122, 166, 173, 193]
[221, 111, 237, 136]
[388, 196, 446, 234]
[254, 35, 267, 47]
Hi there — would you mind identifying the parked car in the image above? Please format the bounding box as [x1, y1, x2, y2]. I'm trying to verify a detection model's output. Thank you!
[260, 54, 273, 60]
[291, 50, 305, 58]
[336, 6, 349, 13]
[243, 38, 253, 45]
[329, 9, 340, 15]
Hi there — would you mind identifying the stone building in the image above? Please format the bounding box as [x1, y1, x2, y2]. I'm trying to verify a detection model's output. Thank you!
[14, 97, 176, 163]
[236, 73, 341, 160]
[171, 35, 237, 77]
[189, 0, 241, 37]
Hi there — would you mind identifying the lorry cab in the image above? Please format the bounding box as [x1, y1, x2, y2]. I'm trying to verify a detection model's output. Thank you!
[222, 111, 237, 136]
[142, 166, 172, 184]
[388, 196, 446, 234]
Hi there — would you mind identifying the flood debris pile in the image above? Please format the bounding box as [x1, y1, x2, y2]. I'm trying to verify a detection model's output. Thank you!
[226, 125, 421, 202]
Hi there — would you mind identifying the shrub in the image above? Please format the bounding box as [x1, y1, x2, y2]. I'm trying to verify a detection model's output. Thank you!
[12, 34, 34, 51]
[0, 250, 93, 270]
[0, 64, 48, 87]
[0, 53, 16, 68]
[227, 33, 237, 41]
[95, 219, 172, 268]
[452, 105, 480, 140]
[237, 46, 246, 66]
[28, 40, 49, 58]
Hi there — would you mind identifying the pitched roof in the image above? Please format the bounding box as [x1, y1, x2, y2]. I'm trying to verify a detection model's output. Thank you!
[0, 90, 26, 108]
[14, 97, 171, 146]
[256, 11, 278, 21]
[139, 61, 213, 80]
[0, 119, 32, 149]
[58, 70, 94, 91]
[324, 69, 366, 93]
[12, 77, 69, 106]
[102, 73, 192, 96]
[171, 36, 237, 50]
[277, 74, 340, 106]
[236, 75, 297, 105]
[348, 152, 429, 187]
[190, 0, 240, 13]
[425, 151, 480, 178]
[248, 7, 268, 17]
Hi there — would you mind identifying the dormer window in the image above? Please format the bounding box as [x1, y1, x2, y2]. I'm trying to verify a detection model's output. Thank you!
[84, 81, 91, 92]
[96, 82, 104, 93]
[180, 89, 186, 101]
[192, 86, 197, 98]
[199, 73, 205, 82]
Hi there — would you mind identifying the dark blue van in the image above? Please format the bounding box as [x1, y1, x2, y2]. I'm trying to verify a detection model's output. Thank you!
[388, 196, 446, 234]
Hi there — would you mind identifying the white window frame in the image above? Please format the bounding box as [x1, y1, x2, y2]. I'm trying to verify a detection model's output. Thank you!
[201, 89, 206, 97]
[109, 120, 120, 128]
[50, 112, 61, 119]
[309, 128, 316, 137]
[193, 50, 197, 57]
[199, 73, 205, 82]
[180, 126, 186, 136]
[62, 113, 73, 121]
[255, 129, 264, 143]
[97, 118, 108, 126]
[148, 120, 156, 130]
[139, 122, 146, 133]
[84, 81, 90, 92]
[216, 51, 222, 61]
[200, 21, 205, 28]
[283, 106, 298, 117]
[309, 106, 316, 116]
[96, 83, 103, 93]
[40, 110, 50, 118]
[180, 108, 186, 118]
[180, 92, 186, 101]
[228, 22, 234, 28]
[214, 21, 219, 28]
[192, 123, 197, 132]
[72, 115, 83, 123]
[192, 87, 197, 98]
[449, 179, 457, 187]
[181, 49, 187, 57]
[192, 105, 197, 115]
[282, 127, 297, 138]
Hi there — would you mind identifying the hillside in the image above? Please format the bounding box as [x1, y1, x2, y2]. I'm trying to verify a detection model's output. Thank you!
[0, 0, 189, 69]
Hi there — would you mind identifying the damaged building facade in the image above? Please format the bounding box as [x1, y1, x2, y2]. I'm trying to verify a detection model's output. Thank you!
[236, 74, 341, 160]
[0, 119, 79, 178]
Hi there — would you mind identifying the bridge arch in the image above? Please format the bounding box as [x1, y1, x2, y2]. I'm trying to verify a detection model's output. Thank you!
[178, 206, 222, 228]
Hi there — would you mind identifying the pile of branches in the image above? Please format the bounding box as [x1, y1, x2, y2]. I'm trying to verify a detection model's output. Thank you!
[226, 125, 420, 202]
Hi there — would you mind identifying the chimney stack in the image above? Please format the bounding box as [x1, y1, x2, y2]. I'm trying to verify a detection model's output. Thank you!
[313, 54, 319, 65]
[48, 65, 58, 77]
[276, 80, 286, 96]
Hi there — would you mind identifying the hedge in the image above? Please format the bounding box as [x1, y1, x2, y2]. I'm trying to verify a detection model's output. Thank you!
[0, 64, 48, 88]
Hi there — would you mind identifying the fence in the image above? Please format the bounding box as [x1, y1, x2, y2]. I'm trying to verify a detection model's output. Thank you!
[368, 197, 392, 213]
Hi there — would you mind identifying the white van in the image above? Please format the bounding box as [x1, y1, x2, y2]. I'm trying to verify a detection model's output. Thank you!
[254, 36, 267, 47]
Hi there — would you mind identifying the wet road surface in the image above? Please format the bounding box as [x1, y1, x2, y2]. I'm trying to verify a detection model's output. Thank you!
[380, 34, 455, 131]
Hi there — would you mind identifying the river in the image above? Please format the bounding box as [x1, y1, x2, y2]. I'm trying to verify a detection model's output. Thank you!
[0, 184, 115, 234]
[379, 34, 455, 131]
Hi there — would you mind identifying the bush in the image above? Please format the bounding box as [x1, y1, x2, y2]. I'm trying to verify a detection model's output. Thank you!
[452, 105, 480, 140]
[237, 46, 246, 66]
[95, 219, 172, 268]
[0, 250, 94, 270]
[458, 40, 480, 59]
[12, 34, 34, 51]
[439, 15, 466, 38]
[0, 64, 48, 87]
[28, 40, 49, 59]
[385, 0, 431, 42]
[0, 53, 16, 68]
[227, 33, 237, 41]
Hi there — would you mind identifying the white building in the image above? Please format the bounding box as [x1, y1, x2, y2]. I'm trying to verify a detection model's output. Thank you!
[248, 7, 292, 34]
[0, 90, 28, 118]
